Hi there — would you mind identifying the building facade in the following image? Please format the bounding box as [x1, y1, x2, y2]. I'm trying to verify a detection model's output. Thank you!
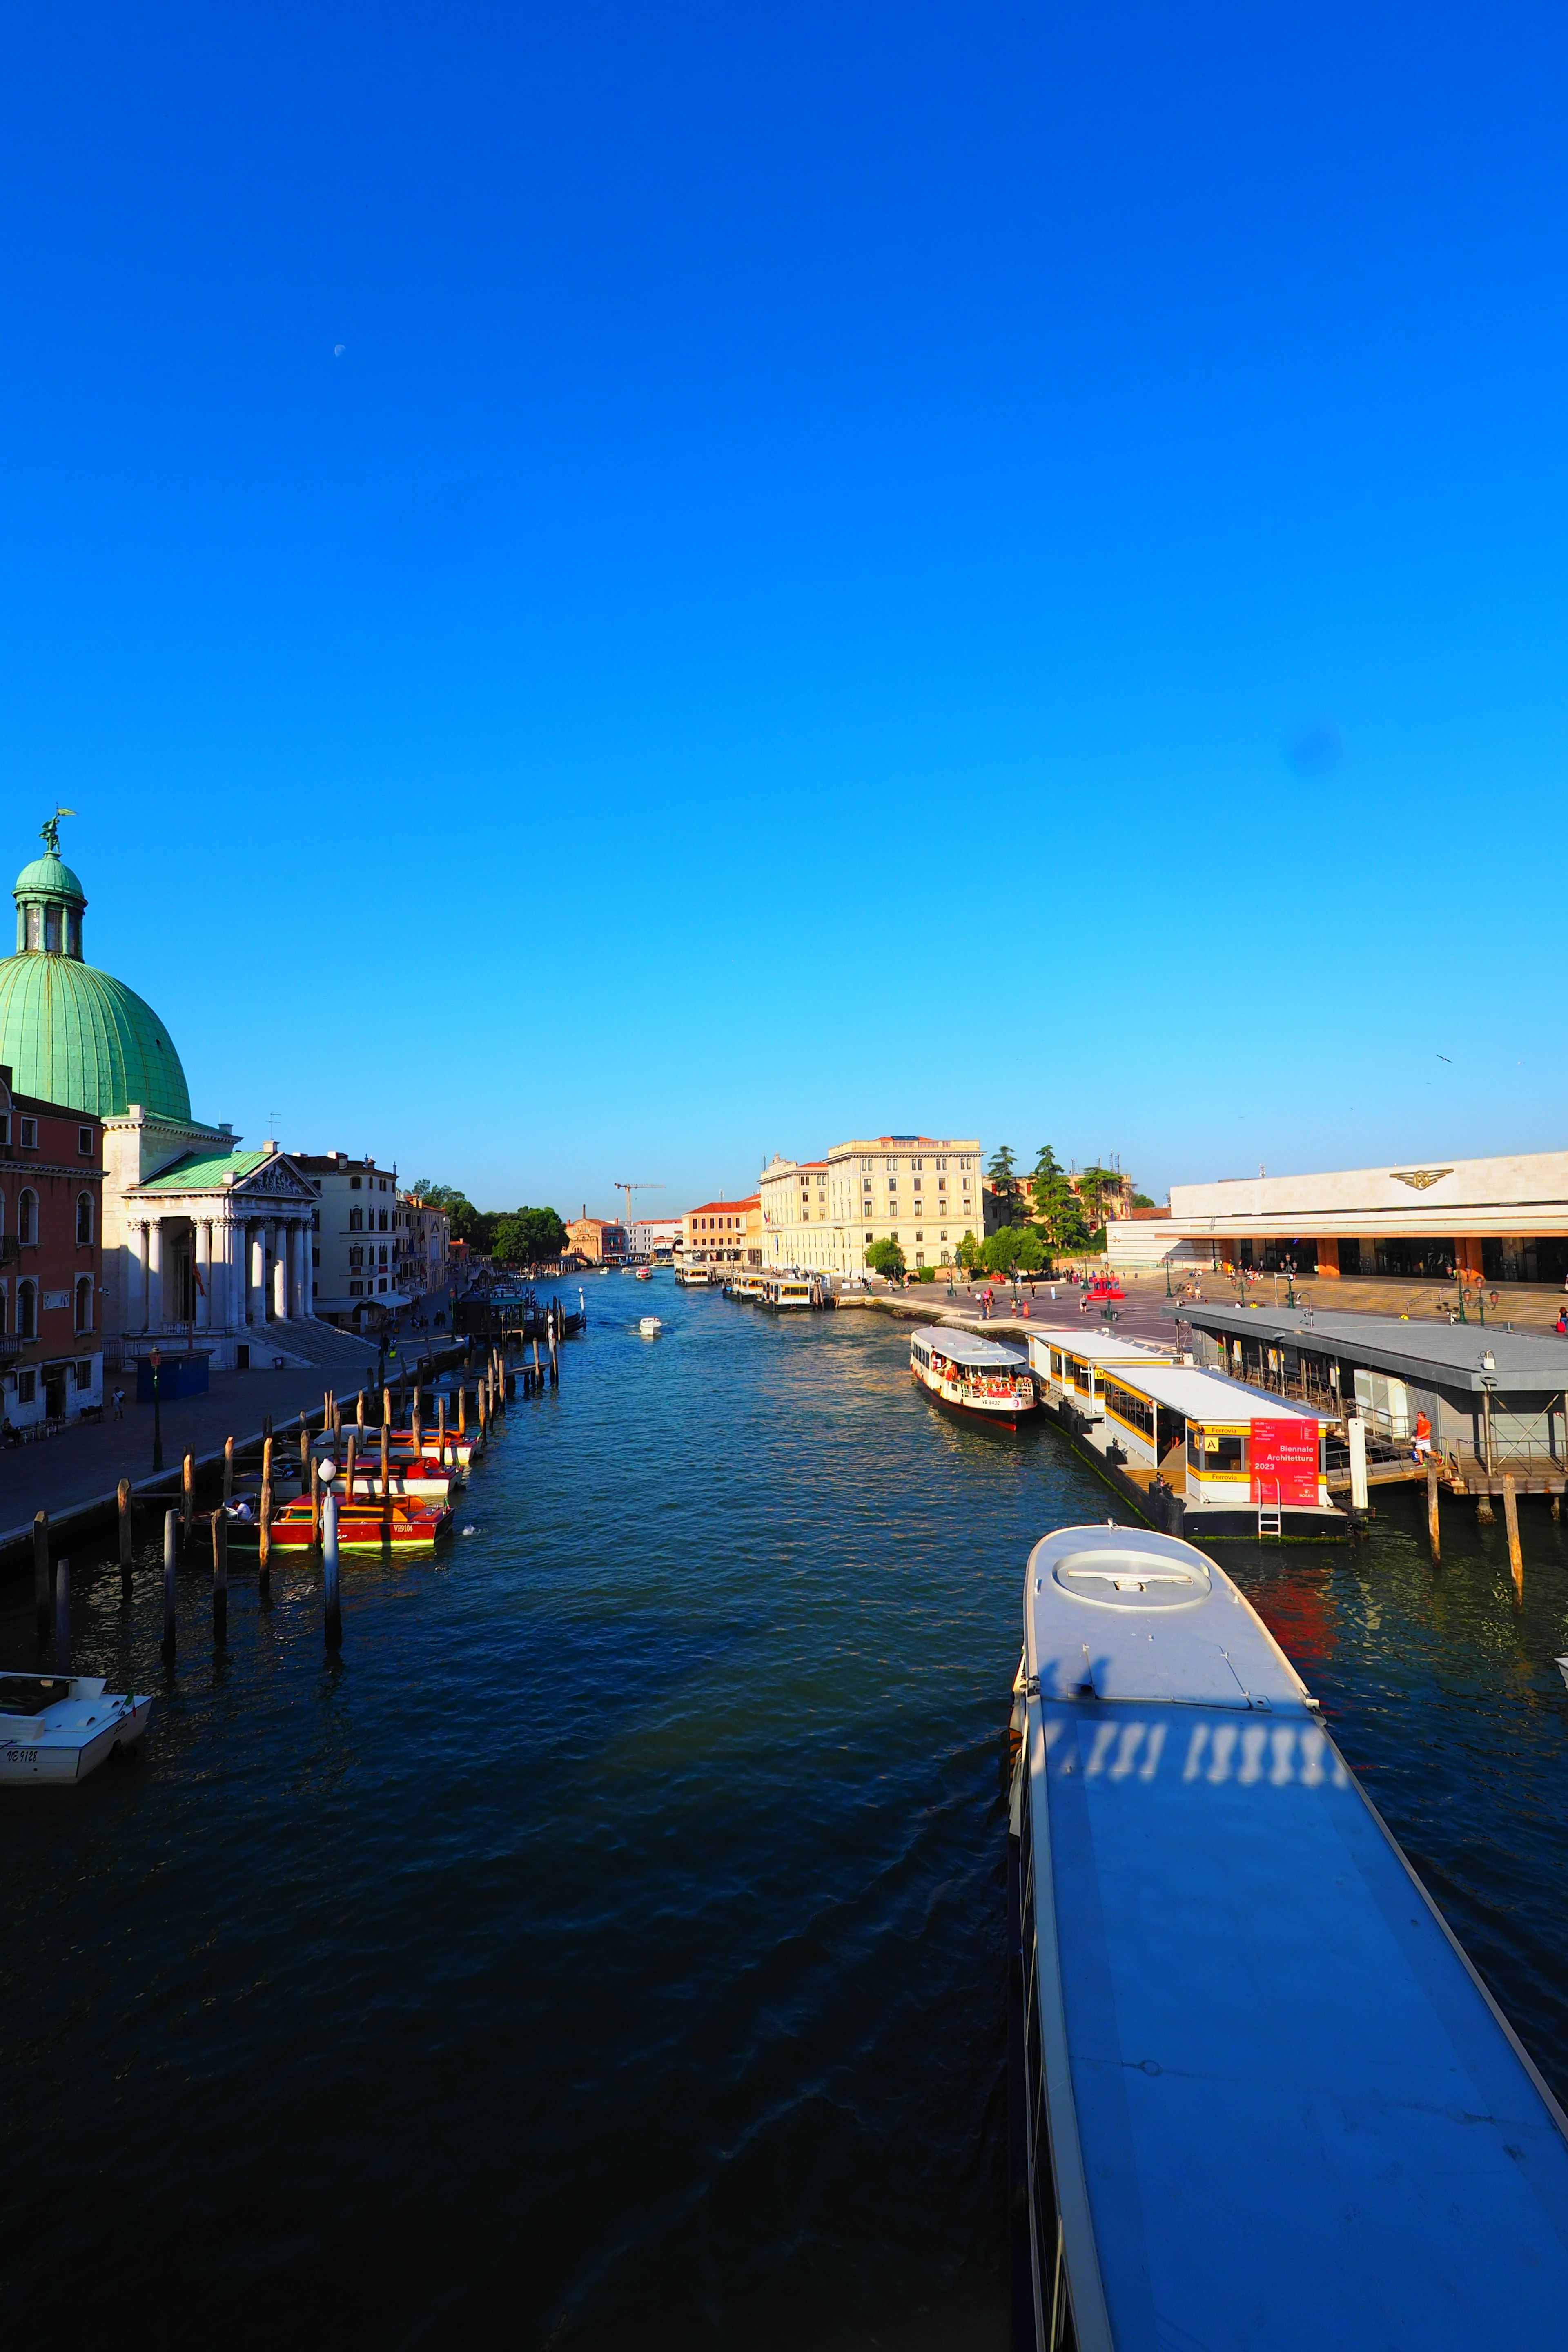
[401, 1191, 451, 1296]
[630, 1214, 685, 1261]
[0, 820, 336, 1369]
[293, 1154, 424, 1324]
[0, 1064, 103, 1428]
[566, 1213, 627, 1263]
[1163, 1152, 1568, 1285]
[760, 1136, 983, 1273]
[682, 1197, 761, 1269]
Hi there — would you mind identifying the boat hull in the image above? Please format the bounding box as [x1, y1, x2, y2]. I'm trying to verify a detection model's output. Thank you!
[912, 1363, 1036, 1427]
[0, 1696, 152, 1784]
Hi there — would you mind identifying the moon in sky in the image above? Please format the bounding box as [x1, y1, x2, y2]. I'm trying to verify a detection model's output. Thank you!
[334, 344, 345, 356]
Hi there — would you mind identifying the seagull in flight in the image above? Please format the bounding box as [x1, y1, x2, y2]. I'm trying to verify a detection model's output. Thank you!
[1436, 1053, 1452, 1062]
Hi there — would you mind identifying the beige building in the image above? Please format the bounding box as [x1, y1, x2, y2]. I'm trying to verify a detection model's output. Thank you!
[760, 1135, 983, 1273]
[683, 1196, 761, 1270]
[566, 1212, 626, 1263]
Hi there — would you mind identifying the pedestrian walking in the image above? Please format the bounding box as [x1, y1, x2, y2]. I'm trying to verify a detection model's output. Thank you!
[111, 1387, 125, 1420]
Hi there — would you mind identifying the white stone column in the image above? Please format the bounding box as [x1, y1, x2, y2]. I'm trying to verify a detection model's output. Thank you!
[146, 1220, 164, 1334]
[272, 1223, 290, 1320]
[303, 1223, 315, 1317]
[249, 1223, 266, 1323]
[290, 1222, 307, 1317]
[127, 1222, 147, 1334]
[209, 1221, 230, 1332]
[196, 1219, 212, 1330]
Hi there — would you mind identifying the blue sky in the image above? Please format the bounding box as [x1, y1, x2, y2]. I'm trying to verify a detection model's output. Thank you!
[2, 2, 1564, 1216]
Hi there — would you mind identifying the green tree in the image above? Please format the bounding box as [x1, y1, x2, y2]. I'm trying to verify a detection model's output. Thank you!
[1029, 1146, 1089, 1255]
[866, 1237, 906, 1280]
[1077, 1165, 1123, 1231]
[1014, 1226, 1047, 1274]
[982, 1227, 1022, 1275]
[956, 1229, 982, 1272]
[1131, 1193, 1155, 1210]
[493, 1206, 568, 1267]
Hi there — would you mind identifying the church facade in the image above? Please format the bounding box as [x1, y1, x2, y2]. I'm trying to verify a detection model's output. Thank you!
[0, 820, 322, 1371]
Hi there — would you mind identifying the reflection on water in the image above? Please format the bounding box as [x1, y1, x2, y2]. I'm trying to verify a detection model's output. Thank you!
[0, 1289, 1565, 2348]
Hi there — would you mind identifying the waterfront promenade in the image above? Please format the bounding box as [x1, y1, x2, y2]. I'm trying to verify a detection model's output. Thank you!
[0, 1291, 456, 1557]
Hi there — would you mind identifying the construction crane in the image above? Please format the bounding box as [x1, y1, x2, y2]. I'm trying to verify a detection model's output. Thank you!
[613, 1181, 665, 1232]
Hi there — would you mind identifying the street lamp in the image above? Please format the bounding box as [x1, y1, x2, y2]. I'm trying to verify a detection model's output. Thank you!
[149, 1345, 164, 1473]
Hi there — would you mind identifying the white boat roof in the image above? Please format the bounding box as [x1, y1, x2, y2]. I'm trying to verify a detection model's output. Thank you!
[1100, 1361, 1327, 1423]
[912, 1327, 1027, 1368]
[1027, 1327, 1173, 1365]
[1025, 1524, 1311, 1708]
[1021, 1526, 1568, 2342]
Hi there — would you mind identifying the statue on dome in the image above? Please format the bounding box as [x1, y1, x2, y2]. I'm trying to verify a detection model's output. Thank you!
[38, 808, 73, 857]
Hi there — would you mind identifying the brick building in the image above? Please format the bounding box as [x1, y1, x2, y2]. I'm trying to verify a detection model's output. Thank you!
[0, 1062, 103, 1429]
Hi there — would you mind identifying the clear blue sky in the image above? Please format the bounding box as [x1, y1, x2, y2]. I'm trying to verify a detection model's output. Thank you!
[3, 2, 1564, 1216]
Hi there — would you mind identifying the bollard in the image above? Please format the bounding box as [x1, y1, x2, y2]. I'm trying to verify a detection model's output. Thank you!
[223, 1434, 235, 1506]
[182, 1450, 195, 1543]
[212, 1507, 228, 1637]
[118, 1477, 134, 1580]
[1425, 1460, 1441, 1566]
[258, 1434, 274, 1592]
[54, 1557, 70, 1677]
[1503, 1474, 1523, 1600]
[323, 1490, 342, 1647]
[162, 1509, 178, 1658]
[1347, 1415, 1368, 1515]
[33, 1510, 50, 1642]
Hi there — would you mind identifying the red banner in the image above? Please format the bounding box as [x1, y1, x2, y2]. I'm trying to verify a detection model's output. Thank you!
[1250, 1417, 1320, 1507]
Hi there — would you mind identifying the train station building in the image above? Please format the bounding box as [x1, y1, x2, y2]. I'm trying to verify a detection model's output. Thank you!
[1140, 1151, 1568, 1288]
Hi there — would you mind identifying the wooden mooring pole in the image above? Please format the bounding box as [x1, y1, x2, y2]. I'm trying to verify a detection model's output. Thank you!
[310, 1452, 322, 1546]
[33, 1510, 50, 1642]
[212, 1506, 228, 1637]
[118, 1477, 134, 1582]
[299, 1413, 310, 1484]
[437, 1394, 448, 1466]
[1503, 1474, 1523, 1601]
[162, 1509, 178, 1659]
[323, 1490, 342, 1647]
[1477, 1484, 1495, 1526]
[182, 1450, 195, 1545]
[223, 1434, 235, 1507]
[457, 1383, 467, 1439]
[258, 1434, 274, 1594]
[1425, 1461, 1441, 1566]
[412, 1386, 422, 1462]
[345, 1431, 358, 1510]
[54, 1558, 69, 1676]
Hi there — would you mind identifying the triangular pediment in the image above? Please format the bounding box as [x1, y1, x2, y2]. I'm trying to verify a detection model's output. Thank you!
[231, 1152, 317, 1203]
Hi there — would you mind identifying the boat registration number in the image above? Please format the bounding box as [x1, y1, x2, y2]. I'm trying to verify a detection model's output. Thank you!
[4, 1746, 38, 1765]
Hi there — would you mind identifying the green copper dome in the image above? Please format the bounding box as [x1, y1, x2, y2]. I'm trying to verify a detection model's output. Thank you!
[0, 821, 192, 1120]
[12, 852, 86, 904]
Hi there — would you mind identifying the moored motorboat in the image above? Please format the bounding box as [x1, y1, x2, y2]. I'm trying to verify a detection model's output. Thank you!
[264, 1494, 453, 1554]
[1010, 1521, 1568, 2347]
[910, 1327, 1035, 1424]
[0, 1673, 152, 1784]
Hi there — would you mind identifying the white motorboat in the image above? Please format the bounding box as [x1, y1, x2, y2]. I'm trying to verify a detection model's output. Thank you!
[0, 1673, 152, 1785]
[639, 1316, 663, 1336]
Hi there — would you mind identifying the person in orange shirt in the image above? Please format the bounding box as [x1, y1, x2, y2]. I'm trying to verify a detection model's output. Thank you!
[1413, 1409, 1432, 1462]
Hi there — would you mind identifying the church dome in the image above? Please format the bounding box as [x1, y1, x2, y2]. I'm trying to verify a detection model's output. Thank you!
[0, 822, 192, 1122]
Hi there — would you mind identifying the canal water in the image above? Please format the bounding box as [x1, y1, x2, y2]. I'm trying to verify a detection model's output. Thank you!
[3, 1287, 1568, 2350]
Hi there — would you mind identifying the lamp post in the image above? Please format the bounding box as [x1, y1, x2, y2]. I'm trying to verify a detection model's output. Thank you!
[149, 1345, 164, 1474]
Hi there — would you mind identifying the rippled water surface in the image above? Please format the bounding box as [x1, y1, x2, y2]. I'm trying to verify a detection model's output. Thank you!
[3, 1287, 1568, 2350]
